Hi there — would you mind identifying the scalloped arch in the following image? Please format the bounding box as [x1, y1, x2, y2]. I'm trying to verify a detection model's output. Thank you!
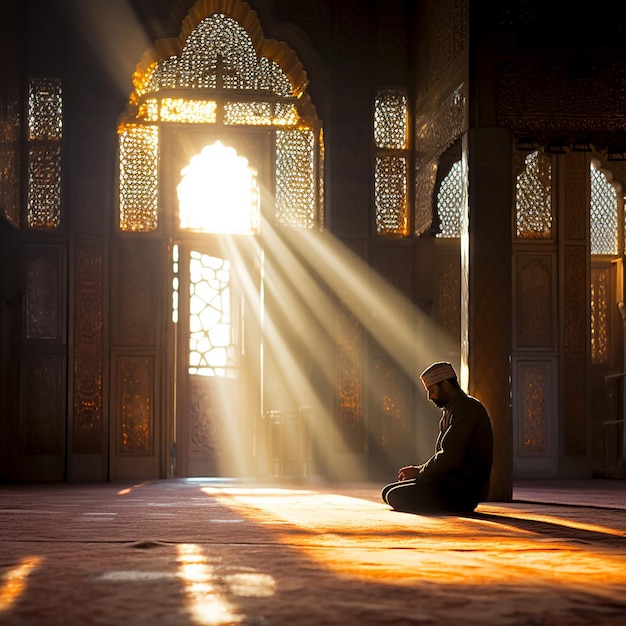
[130, 0, 317, 122]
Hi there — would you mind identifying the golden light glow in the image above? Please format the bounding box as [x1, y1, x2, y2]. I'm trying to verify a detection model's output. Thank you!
[483, 509, 626, 537]
[178, 141, 260, 234]
[176, 543, 275, 624]
[161, 99, 217, 124]
[0, 557, 43, 612]
[201, 486, 626, 589]
[181, 213, 457, 477]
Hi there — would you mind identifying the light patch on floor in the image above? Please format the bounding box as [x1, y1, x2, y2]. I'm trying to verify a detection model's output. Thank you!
[202, 486, 626, 589]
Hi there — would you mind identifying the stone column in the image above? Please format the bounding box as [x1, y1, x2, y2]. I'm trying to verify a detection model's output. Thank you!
[462, 127, 513, 501]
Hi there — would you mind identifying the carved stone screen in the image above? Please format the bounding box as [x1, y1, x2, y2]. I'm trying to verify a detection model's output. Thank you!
[515, 151, 552, 239]
[27, 77, 62, 229]
[374, 90, 409, 235]
[590, 164, 618, 255]
[436, 160, 463, 238]
[188, 250, 239, 378]
[118, 9, 322, 233]
[118, 125, 158, 232]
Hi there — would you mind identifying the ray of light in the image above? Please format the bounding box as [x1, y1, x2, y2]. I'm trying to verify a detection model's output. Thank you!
[201, 486, 626, 589]
[0, 557, 43, 612]
[68, 0, 151, 95]
[176, 543, 276, 625]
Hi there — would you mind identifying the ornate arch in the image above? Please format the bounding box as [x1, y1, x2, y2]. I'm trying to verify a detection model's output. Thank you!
[127, 0, 317, 124]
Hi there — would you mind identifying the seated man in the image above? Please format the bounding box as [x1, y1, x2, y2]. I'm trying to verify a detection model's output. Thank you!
[382, 361, 493, 514]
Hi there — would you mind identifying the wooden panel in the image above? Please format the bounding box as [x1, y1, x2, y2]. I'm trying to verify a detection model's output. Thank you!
[23, 245, 65, 343]
[72, 236, 104, 456]
[109, 352, 160, 480]
[513, 252, 557, 350]
[19, 243, 67, 481]
[512, 357, 558, 478]
[111, 242, 160, 348]
[19, 353, 66, 481]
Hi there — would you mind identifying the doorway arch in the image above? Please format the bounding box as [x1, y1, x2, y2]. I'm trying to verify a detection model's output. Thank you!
[111, 0, 322, 480]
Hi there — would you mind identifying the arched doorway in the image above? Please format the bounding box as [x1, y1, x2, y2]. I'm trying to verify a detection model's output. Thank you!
[112, 2, 323, 480]
[171, 140, 263, 477]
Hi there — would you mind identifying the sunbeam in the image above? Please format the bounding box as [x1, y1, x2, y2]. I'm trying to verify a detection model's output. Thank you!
[0, 557, 43, 613]
[68, 0, 151, 95]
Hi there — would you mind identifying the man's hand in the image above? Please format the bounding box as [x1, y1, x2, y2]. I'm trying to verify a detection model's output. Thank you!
[398, 465, 421, 481]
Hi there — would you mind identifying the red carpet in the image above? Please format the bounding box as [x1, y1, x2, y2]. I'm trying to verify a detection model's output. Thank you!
[1, 479, 625, 625]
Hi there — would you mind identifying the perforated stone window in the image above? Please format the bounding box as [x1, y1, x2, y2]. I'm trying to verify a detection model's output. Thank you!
[374, 90, 409, 235]
[590, 164, 618, 256]
[27, 77, 62, 229]
[515, 151, 552, 239]
[118, 8, 322, 233]
[436, 160, 463, 238]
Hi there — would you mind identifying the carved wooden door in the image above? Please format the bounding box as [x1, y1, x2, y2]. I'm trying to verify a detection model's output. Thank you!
[175, 240, 260, 477]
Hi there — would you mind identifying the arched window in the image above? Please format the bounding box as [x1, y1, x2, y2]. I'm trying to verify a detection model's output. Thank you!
[118, 3, 322, 233]
[177, 141, 259, 234]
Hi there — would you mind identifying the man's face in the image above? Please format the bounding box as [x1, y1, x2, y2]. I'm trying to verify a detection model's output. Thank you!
[426, 381, 450, 408]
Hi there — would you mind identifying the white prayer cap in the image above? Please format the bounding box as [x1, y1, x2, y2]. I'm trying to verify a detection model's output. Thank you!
[420, 362, 457, 389]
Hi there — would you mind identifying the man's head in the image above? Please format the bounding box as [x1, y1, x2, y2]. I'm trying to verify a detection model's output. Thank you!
[420, 362, 460, 408]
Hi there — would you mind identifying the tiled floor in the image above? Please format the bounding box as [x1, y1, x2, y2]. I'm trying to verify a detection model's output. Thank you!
[1, 478, 625, 625]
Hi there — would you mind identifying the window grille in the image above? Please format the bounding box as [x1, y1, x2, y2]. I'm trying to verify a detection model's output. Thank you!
[27, 77, 62, 229]
[589, 163, 620, 367]
[515, 151, 552, 239]
[436, 160, 463, 238]
[373, 90, 409, 235]
[119, 10, 321, 232]
[118, 125, 158, 232]
[188, 250, 239, 377]
[590, 164, 618, 256]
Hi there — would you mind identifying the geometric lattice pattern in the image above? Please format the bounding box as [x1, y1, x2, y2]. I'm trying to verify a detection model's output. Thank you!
[374, 90, 408, 235]
[140, 15, 292, 97]
[374, 91, 408, 150]
[515, 151, 552, 239]
[27, 77, 63, 229]
[120, 11, 320, 231]
[375, 156, 408, 235]
[27, 146, 61, 229]
[590, 164, 618, 255]
[118, 125, 159, 232]
[276, 130, 316, 228]
[436, 160, 463, 238]
[28, 77, 63, 141]
[188, 251, 239, 378]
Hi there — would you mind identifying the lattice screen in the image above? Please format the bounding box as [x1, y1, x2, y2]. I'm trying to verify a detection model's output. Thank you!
[119, 11, 321, 232]
[436, 160, 463, 238]
[515, 151, 552, 239]
[374, 90, 409, 235]
[590, 165, 618, 256]
[27, 77, 62, 229]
